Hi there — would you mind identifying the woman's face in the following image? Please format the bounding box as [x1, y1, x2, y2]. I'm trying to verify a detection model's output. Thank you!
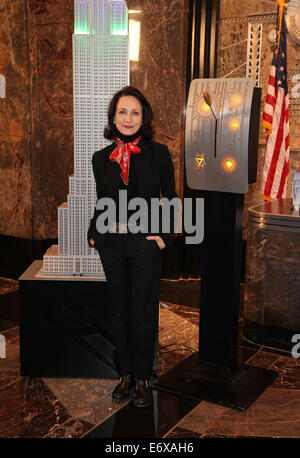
[114, 95, 143, 136]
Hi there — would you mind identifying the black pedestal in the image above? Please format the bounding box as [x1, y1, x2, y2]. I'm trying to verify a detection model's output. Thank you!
[19, 261, 119, 378]
[19, 260, 159, 379]
[153, 192, 277, 411]
[153, 353, 277, 412]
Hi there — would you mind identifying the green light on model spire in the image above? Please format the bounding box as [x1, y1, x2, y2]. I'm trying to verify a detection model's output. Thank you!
[74, 2, 91, 35]
[74, 1, 128, 36]
[75, 24, 90, 34]
[110, 4, 128, 35]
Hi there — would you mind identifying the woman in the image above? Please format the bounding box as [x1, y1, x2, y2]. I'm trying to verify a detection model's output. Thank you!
[88, 86, 177, 408]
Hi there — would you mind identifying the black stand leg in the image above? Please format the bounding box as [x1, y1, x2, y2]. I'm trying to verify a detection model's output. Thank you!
[153, 192, 277, 411]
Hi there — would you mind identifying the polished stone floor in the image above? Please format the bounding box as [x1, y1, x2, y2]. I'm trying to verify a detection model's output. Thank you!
[0, 276, 300, 439]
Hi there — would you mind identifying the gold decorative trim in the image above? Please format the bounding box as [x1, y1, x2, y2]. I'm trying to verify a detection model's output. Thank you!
[218, 13, 277, 24]
[286, 0, 300, 45]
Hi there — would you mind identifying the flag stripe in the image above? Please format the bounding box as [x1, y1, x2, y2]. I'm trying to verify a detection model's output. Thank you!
[263, 93, 285, 196]
[261, 10, 289, 201]
[277, 159, 288, 198]
[265, 94, 275, 107]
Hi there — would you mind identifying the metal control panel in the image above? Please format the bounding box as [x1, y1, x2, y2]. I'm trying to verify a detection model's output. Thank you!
[185, 78, 260, 194]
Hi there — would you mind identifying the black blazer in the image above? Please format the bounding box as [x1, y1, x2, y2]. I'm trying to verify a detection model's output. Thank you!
[87, 137, 178, 250]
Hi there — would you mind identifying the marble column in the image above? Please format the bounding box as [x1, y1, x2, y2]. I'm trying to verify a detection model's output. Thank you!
[0, 0, 32, 238]
[27, 0, 74, 239]
[126, 0, 188, 200]
[0, 0, 74, 240]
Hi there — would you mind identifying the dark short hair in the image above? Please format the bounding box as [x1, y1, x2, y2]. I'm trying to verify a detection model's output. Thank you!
[104, 86, 155, 140]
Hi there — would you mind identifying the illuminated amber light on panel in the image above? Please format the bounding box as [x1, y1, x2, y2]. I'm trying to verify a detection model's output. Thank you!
[225, 159, 234, 169]
[194, 152, 206, 169]
[200, 101, 210, 113]
[232, 94, 242, 105]
[229, 118, 240, 131]
[222, 157, 237, 172]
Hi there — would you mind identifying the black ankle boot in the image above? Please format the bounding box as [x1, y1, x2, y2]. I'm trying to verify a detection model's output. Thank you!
[112, 375, 134, 401]
[132, 379, 152, 408]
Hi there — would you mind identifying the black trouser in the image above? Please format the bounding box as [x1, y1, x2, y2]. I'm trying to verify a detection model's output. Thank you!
[97, 233, 162, 379]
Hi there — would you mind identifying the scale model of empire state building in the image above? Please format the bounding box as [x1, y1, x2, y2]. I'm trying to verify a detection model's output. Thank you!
[43, 0, 129, 276]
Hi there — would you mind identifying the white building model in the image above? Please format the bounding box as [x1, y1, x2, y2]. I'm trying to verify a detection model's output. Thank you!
[43, 0, 129, 276]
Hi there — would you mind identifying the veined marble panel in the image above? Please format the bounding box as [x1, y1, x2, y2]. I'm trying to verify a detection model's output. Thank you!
[27, 0, 74, 239]
[126, 0, 188, 200]
[0, 0, 32, 238]
[204, 388, 300, 438]
[219, 0, 277, 19]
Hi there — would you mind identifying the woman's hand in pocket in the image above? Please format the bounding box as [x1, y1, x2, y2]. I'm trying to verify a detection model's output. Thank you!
[146, 236, 166, 250]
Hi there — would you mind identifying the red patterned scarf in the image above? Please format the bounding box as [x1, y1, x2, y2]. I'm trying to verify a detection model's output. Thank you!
[109, 136, 142, 185]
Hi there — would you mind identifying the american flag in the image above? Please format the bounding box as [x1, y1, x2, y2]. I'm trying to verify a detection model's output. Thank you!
[261, 9, 289, 201]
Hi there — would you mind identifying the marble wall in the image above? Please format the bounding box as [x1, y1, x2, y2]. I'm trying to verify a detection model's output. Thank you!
[27, 0, 74, 240]
[126, 0, 188, 202]
[0, 0, 187, 240]
[217, 0, 300, 216]
[0, 0, 74, 239]
[0, 0, 32, 238]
